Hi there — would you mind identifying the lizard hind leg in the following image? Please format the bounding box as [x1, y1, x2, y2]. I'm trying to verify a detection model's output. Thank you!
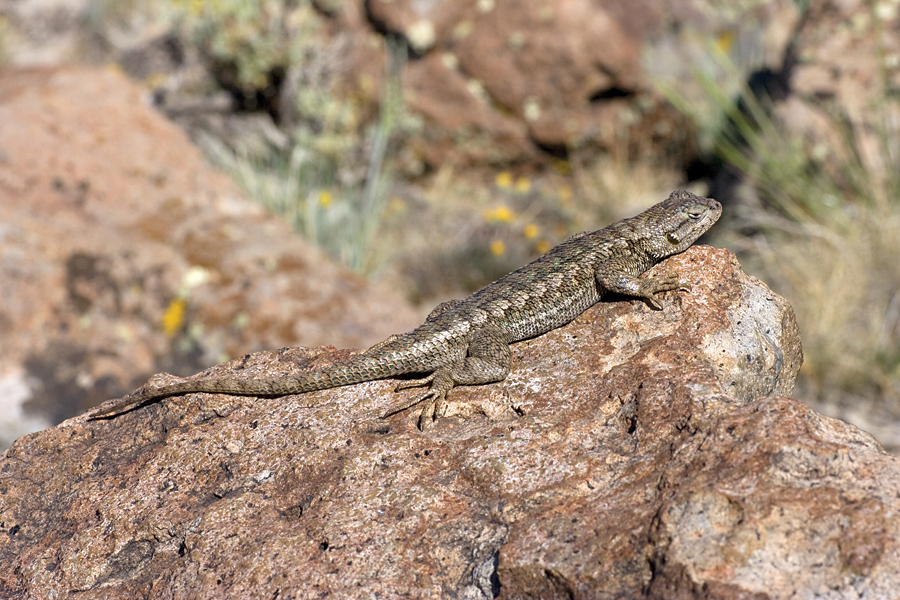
[381, 326, 512, 429]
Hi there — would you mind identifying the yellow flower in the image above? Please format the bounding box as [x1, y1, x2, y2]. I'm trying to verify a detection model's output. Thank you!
[490, 240, 506, 255]
[484, 206, 515, 223]
[495, 171, 513, 189]
[389, 197, 405, 213]
[716, 31, 734, 54]
[145, 72, 168, 90]
[535, 240, 551, 254]
[523, 224, 539, 239]
[318, 190, 333, 207]
[552, 158, 572, 175]
[558, 184, 573, 202]
[162, 298, 187, 338]
[515, 177, 531, 193]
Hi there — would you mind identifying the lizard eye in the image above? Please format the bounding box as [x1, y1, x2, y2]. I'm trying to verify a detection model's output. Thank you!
[686, 205, 706, 219]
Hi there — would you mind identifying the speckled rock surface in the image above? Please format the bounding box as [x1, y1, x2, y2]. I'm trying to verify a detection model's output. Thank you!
[1, 247, 898, 599]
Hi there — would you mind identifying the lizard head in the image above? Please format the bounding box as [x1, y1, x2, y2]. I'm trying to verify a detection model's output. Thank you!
[641, 189, 722, 258]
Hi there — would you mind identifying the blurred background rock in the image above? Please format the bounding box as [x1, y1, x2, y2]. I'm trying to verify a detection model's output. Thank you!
[1, 0, 898, 452]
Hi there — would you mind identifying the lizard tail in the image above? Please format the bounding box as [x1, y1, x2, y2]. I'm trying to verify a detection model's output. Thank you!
[88, 354, 415, 420]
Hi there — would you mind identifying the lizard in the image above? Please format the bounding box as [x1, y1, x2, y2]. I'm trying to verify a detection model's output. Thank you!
[89, 189, 722, 428]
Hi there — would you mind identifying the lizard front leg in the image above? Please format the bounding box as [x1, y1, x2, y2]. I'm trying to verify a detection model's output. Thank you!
[596, 270, 688, 310]
[381, 326, 512, 428]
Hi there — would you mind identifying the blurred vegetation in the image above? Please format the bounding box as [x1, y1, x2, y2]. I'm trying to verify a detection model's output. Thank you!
[201, 36, 405, 273]
[0, 15, 9, 66]
[168, 0, 414, 272]
[158, 0, 633, 289]
[661, 39, 900, 416]
[85, 0, 678, 296]
[172, 0, 319, 101]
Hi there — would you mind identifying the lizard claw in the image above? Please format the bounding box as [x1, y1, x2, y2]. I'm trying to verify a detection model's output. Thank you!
[380, 370, 455, 430]
[416, 391, 452, 430]
[380, 388, 430, 419]
[641, 274, 689, 309]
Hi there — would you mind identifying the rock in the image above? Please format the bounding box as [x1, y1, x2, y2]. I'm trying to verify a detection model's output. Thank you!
[369, 0, 647, 165]
[401, 51, 534, 168]
[0, 66, 420, 447]
[1, 246, 897, 599]
[368, 0, 801, 167]
[777, 0, 900, 179]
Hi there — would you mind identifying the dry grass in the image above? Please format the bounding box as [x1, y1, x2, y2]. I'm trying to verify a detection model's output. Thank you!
[200, 35, 407, 274]
[731, 190, 900, 450]
[735, 197, 900, 404]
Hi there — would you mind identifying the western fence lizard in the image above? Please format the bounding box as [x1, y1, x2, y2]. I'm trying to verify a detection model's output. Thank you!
[89, 189, 721, 427]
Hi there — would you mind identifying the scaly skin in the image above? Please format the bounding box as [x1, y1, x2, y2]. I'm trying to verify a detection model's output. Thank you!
[89, 190, 722, 427]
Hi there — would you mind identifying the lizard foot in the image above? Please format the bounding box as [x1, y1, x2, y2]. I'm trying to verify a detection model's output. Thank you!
[640, 274, 690, 309]
[381, 370, 455, 429]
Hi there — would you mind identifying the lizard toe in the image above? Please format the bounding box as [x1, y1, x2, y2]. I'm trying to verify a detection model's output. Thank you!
[417, 399, 437, 430]
[394, 373, 435, 392]
[381, 388, 430, 419]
